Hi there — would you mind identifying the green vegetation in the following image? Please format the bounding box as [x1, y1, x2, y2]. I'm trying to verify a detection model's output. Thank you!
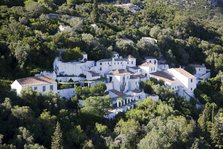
[1, 0, 223, 148]
[61, 47, 83, 62]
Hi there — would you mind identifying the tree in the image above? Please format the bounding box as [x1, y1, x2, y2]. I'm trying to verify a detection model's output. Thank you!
[210, 110, 223, 148]
[114, 119, 140, 148]
[95, 123, 108, 136]
[138, 116, 195, 149]
[51, 122, 63, 149]
[13, 127, 34, 148]
[38, 0, 54, 10]
[190, 137, 211, 149]
[91, 0, 98, 23]
[81, 95, 111, 117]
[66, 0, 75, 7]
[83, 140, 94, 149]
[61, 47, 83, 62]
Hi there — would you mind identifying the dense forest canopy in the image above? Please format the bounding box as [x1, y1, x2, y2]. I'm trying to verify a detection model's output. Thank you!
[0, 0, 223, 148]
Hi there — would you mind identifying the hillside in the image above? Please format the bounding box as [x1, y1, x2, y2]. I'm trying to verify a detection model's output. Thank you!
[0, 0, 223, 148]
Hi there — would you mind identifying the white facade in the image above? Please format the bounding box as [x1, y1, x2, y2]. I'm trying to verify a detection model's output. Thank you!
[94, 55, 136, 75]
[107, 70, 131, 92]
[139, 62, 157, 77]
[168, 68, 196, 94]
[54, 57, 95, 77]
[192, 64, 210, 82]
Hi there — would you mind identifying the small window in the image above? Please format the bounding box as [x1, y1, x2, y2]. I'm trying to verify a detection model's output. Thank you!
[50, 85, 53, 90]
[42, 86, 46, 92]
[100, 67, 102, 71]
[118, 62, 119, 64]
[191, 79, 193, 83]
[132, 61, 133, 64]
[34, 87, 37, 90]
[191, 88, 193, 91]
[100, 62, 102, 65]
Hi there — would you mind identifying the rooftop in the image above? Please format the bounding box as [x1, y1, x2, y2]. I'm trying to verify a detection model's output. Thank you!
[128, 66, 140, 70]
[130, 74, 145, 79]
[140, 62, 156, 67]
[88, 71, 100, 77]
[150, 71, 176, 83]
[112, 69, 130, 75]
[191, 64, 206, 68]
[16, 76, 56, 86]
[131, 89, 142, 93]
[174, 68, 195, 78]
[109, 89, 126, 97]
[98, 58, 112, 62]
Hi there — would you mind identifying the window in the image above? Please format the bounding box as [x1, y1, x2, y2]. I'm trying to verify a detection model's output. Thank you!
[191, 79, 193, 83]
[191, 88, 193, 91]
[100, 62, 102, 65]
[34, 87, 37, 90]
[100, 67, 102, 71]
[50, 85, 53, 90]
[132, 61, 133, 64]
[42, 86, 46, 92]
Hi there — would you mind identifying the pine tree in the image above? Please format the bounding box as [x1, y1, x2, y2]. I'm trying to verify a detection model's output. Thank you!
[51, 122, 63, 149]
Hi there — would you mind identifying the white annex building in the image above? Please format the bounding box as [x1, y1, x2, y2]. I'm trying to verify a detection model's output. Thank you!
[191, 64, 211, 83]
[11, 76, 57, 95]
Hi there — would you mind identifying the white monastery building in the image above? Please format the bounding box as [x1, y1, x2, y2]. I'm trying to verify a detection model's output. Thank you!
[11, 51, 209, 118]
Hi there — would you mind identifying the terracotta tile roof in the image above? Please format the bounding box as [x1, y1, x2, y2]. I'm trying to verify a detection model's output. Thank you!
[109, 89, 126, 97]
[174, 68, 195, 78]
[17, 76, 56, 86]
[150, 71, 177, 83]
[112, 69, 130, 75]
[140, 62, 155, 67]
